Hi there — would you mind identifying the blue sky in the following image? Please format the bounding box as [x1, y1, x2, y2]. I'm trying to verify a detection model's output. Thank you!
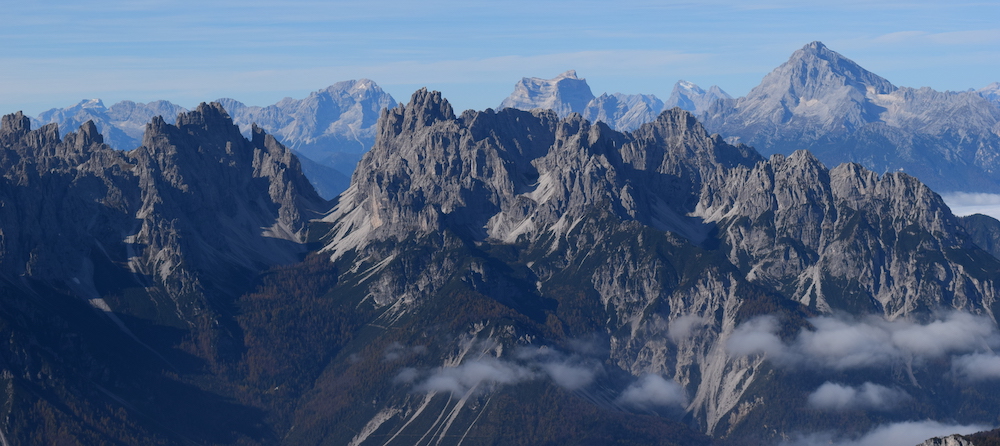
[3, 0, 999, 116]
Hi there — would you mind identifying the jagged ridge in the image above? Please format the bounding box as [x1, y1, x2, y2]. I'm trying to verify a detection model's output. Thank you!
[312, 89, 1000, 445]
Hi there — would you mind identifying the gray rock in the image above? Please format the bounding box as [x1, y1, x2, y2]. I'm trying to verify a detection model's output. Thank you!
[585, 92, 665, 131]
[958, 213, 1000, 259]
[666, 80, 731, 115]
[701, 41, 1000, 194]
[32, 79, 397, 200]
[978, 82, 1000, 107]
[917, 435, 975, 446]
[499, 72, 728, 132]
[318, 89, 1000, 443]
[216, 79, 396, 178]
[34, 98, 187, 151]
[499, 70, 595, 117]
[1, 103, 325, 332]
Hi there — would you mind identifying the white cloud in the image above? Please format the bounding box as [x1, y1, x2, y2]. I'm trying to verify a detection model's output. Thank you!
[415, 358, 535, 395]
[383, 342, 427, 362]
[794, 317, 899, 369]
[941, 192, 1000, 220]
[668, 314, 709, 342]
[617, 374, 688, 409]
[540, 362, 597, 390]
[890, 314, 996, 358]
[952, 353, 1000, 381]
[782, 420, 989, 446]
[403, 342, 606, 395]
[806, 382, 910, 411]
[726, 315, 787, 358]
[394, 367, 420, 384]
[727, 311, 1000, 371]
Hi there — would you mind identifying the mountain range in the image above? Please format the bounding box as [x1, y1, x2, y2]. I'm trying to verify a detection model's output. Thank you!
[32, 79, 396, 200]
[498, 70, 731, 131]
[311, 89, 1000, 445]
[700, 41, 1000, 195]
[8, 41, 1000, 445]
[495, 43, 1000, 196]
[0, 104, 325, 444]
[33, 41, 999, 201]
[4, 83, 1000, 444]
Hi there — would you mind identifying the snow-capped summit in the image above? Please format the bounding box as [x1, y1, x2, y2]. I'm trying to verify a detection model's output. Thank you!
[979, 81, 1000, 106]
[677, 80, 698, 92]
[666, 80, 731, 115]
[78, 98, 106, 109]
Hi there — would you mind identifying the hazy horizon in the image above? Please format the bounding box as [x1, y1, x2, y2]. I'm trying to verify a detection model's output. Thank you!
[3, 0, 998, 117]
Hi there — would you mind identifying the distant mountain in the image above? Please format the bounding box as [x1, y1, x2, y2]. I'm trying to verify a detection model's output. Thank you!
[498, 69, 596, 116]
[216, 78, 396, 176]
[34, 98, 187, 150]
[666, 80, 731, 115]
[585, 92, 665, 131]
[979, 82, 1000, 107]
[701, 41, 1000, 193]
[32, 79, 398, 199]
[295, 152, 351, 200]
[499, 72, 729, 131]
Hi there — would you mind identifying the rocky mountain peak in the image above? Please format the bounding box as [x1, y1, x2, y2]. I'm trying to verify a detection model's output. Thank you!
[756, 40, 896, 105]
[701, 41, 899, 146]
[175, 102, 240, 136]
[556, 69, 580, 80]
[644, 107, 708, 137]
[34, 98, 186, 153]
[214, 80, 397, 197]
[1, 111, 31, 138]
[67, 120, 103, 151]
[700, 41, 1000, 194]
[139, 102, 247, 173]
[979, 81, 1000, 105]
[499, 73, 733, 132]
[384, 88, 456, 134]
[77, 98, 106, 109]
[333, 78, 386, 97]
[499, 70, 596, 117]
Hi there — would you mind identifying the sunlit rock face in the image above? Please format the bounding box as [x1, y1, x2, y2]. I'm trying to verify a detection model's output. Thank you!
[701, 41, 1000, 194]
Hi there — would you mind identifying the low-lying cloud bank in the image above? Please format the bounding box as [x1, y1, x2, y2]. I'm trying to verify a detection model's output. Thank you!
[396, 347, 601, 396]
[951, 353, 1000, 381]
[727, 311, 1000, 375]
[409, 358, 534, 394]
[781, 420, 989, 446]
[806, 382, 909, 411]
[616, 374, 688, 409]
[396, 343, 686, 409]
